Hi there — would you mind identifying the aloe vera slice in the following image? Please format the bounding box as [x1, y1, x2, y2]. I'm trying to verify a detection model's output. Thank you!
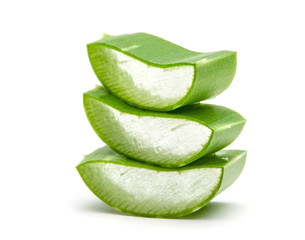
[77, 146, 246, 218]
[87, 33, 236, 111]
[84, 87, 246, 167]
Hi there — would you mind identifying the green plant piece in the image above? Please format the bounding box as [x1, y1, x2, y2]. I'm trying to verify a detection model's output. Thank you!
[87, 33, 236, 111]
[77, 146, 246, 218]
[84, 87, 246, 167]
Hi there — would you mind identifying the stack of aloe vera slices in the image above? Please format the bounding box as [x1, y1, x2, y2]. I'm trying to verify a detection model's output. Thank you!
[77, 33, 246, 218]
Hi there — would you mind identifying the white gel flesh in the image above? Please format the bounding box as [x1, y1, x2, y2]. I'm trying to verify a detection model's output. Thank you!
[89, 47, 194, 108]
[83, 163, 221, 215]
[89, 100, 212, 166]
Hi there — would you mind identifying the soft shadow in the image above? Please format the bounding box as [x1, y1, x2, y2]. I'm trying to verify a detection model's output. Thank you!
[77, 200, 247, 220]
[180, 201, 247, 220]
[77, 199, 126, 216]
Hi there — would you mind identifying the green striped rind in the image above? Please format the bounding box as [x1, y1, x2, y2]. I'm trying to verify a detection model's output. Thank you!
[76, 146, 247, 218]
[87, 33, 236, 111]
[83, 87, 246, 167]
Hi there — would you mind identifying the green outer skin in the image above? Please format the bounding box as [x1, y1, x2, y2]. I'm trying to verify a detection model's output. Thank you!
[76, 146, 247, 218]
[87, 33, 237, 111]
[84, 87, 246, 167]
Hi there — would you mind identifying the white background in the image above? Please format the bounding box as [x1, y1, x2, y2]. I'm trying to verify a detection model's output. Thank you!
[1, 0, 304, 239]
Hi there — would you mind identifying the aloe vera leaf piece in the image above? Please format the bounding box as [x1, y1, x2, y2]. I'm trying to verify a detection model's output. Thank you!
[77, 146, 246, 218]
[84, 87, 246, 167]
[87, 33, 236, 111]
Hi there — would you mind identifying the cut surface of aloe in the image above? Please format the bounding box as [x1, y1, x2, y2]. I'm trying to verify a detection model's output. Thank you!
[87, 33, 236, 111]
[84, 87, 246, 167]
[77, 146, 246, 218]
